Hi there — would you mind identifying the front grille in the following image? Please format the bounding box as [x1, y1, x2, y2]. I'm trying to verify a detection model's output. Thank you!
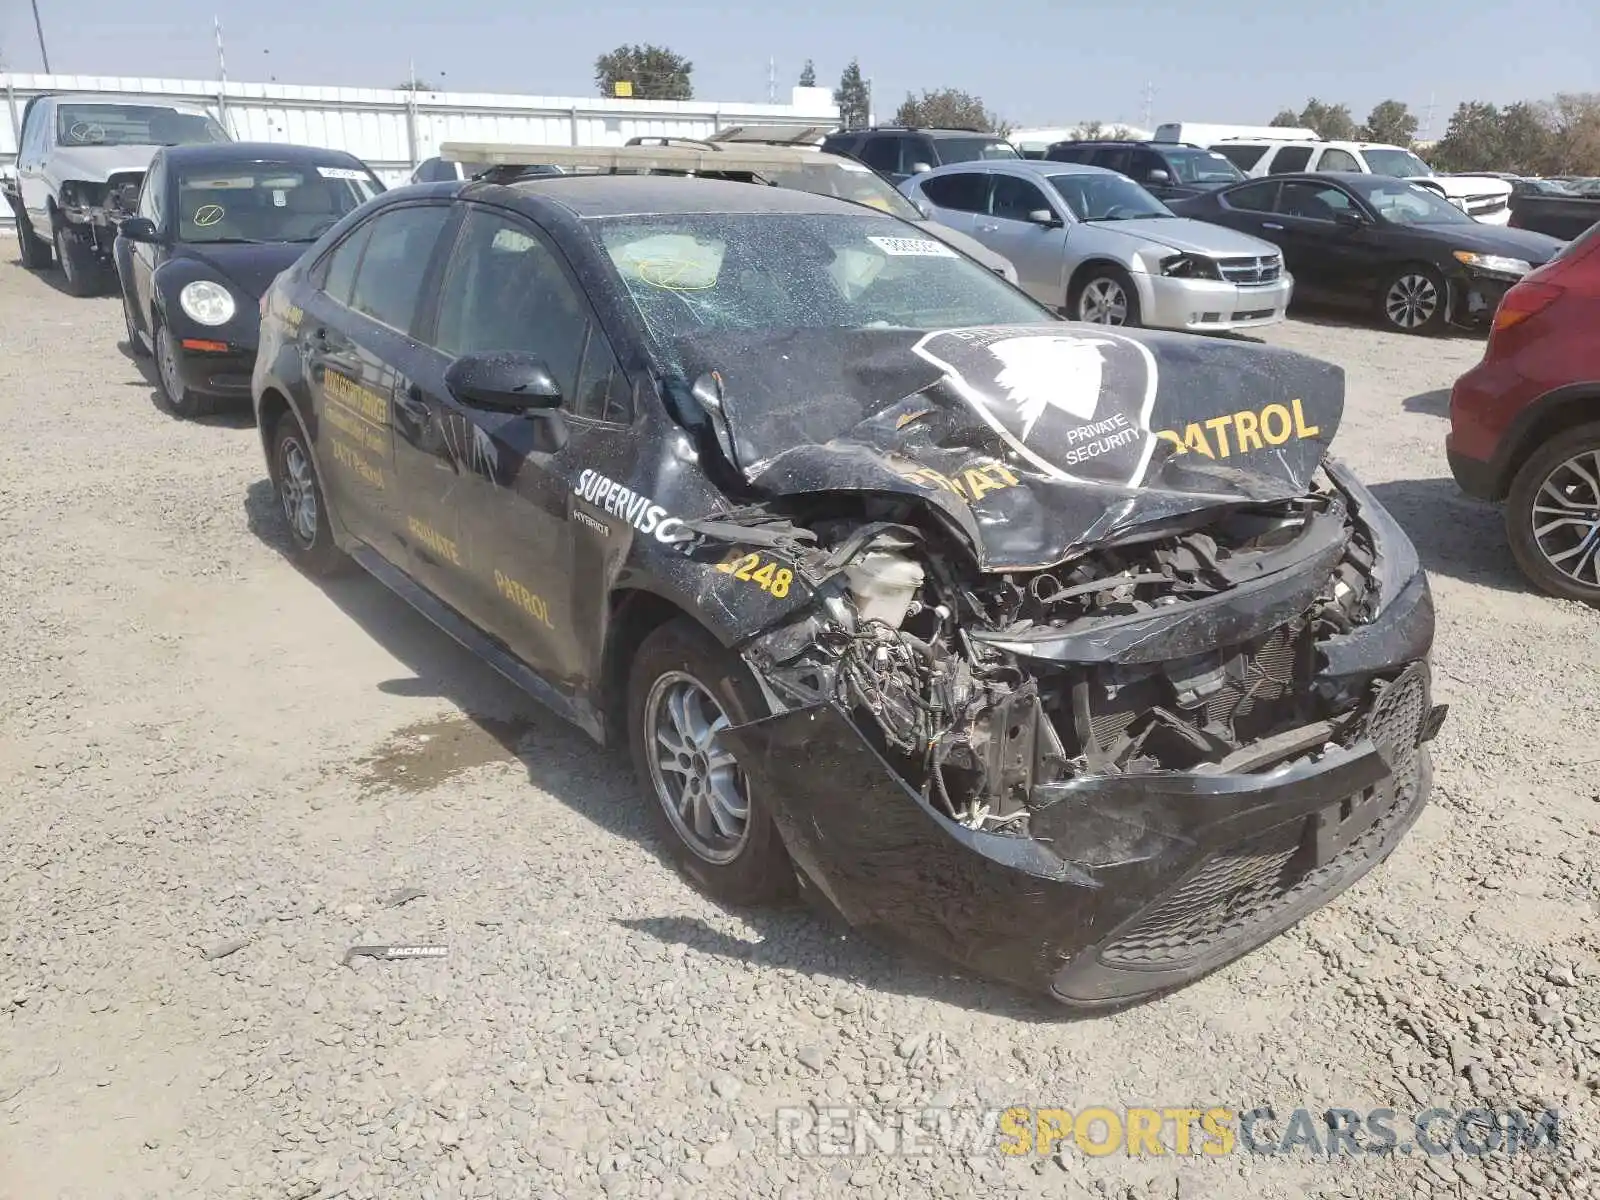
[1217, 255, 1282, 285]
[1096, 662, 1430, 971]
[1465, 194, 1508, 215]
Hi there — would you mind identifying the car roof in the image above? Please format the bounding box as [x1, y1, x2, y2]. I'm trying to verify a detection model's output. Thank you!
[44, 93, 217, 115]
[500, 173, 871, 218]
[921, 158, 1120, 179]
[163, 142, 367, 168]
[1234, 172, 1418, 193]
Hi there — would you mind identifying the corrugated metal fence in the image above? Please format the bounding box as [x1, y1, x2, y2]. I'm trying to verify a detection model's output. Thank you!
[1, 73, 841, 190]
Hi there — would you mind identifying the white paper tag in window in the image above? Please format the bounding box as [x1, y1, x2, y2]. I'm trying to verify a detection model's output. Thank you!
[317, 166, 369, 180]
[868, 235, 957, 258]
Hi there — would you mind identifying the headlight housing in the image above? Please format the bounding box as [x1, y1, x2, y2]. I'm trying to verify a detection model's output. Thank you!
[1452, 250, 1532, 278]
[179, 280, 236, 326]
[1158, 252, 1222, 280]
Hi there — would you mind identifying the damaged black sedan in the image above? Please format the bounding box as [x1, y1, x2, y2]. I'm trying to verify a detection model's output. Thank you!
[253, 175, 1445, 1006]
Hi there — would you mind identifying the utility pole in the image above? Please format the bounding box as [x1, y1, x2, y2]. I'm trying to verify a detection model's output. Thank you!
[31, 0, 52, 73]
[215, 17, 228, 125]
[1142, 81, 1155, 132]
[1423, 92, 1437, 142]
[767, 56, 775, 104]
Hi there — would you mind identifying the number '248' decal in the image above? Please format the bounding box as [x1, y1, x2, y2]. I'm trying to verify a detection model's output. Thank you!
[716, 551, 794, 599]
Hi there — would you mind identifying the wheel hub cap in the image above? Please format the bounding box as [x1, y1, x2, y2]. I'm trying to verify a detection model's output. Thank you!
[1080, 279, 1128, 325]
[1385, 274, 1438, 329]
[157, 332, 182, 402]
[645, 672, 750, 864]
[1531, 449, 1600, 587]
[279, 439, 318, 544]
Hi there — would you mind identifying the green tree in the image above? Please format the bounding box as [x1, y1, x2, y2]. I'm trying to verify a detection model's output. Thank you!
[1497, 101, 1557, 174]
[1270, 109, 1302, 127]
[893, 88, 1008, 135]
[1298, 99, 1359, 141]
[1543, 92, 1600, 175]
[1430, 101, 1505, 173]
[593, 44, 694, 100]
[833, 59, 871, 130]
[798, 59, 816, 88]
[1361, 99, 1419, 147]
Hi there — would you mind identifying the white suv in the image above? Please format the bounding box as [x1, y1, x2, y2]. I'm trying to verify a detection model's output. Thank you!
[1208, 139, 1512, 225]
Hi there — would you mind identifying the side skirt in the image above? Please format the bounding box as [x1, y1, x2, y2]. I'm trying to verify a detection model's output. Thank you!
[349, 545, 607, 745]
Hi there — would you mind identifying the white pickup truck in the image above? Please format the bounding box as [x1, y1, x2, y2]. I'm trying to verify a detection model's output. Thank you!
[1204, 137, 1515, 225]
[3, 93, 231, 295]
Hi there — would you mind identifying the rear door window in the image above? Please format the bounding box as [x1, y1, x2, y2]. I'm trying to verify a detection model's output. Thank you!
[920, 172, 990, 213]
[346, 204, 454, 334]
[859, 136, 906, 175]
[989, 175, 1052, 222]
[1221, 181, 1281, 213]
[1266, 146, 1314, 174]
[1315, 148, 1362, 172]
[1212, 144, 1268, 170]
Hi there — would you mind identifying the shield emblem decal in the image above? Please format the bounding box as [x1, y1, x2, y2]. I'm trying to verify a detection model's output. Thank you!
[911, 326, 1161, 487]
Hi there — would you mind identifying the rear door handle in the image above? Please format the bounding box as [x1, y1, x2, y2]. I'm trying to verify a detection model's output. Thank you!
[1261, 222, 1284, 231]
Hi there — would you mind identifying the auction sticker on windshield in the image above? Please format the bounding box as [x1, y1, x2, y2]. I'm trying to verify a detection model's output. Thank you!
[868, 236, 958, 258]
[317, 166, 370, 181]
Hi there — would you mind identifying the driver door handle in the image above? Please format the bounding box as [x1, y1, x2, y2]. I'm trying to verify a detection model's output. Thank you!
[1261, 222, 1284, 231]
[393, 384, 429, 421]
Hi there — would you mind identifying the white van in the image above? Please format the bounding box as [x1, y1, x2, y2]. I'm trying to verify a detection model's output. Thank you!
[1152, 123, 1316, 146]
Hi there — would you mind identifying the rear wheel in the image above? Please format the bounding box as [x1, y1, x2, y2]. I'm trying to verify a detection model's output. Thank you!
[627, 619, 795, 906]
[270, 411, 349, 576]
[13, 207, 52, 269]
[1070, 266, 1142, 327]
[153, 318, 214, 418]
[1378, 264, 1448, 335]
[1505, 421, 1600, 608]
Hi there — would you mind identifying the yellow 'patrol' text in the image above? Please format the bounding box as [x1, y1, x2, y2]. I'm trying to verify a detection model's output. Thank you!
[494, 570, 554, 628]
[1156, 398, 1320, 459]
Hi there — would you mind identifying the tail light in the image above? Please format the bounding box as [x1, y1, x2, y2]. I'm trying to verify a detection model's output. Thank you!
[1491, 280, 1563, 333]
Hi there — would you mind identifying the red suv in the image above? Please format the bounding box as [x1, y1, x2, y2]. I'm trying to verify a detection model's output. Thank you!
[1448, 221, 1600, 605]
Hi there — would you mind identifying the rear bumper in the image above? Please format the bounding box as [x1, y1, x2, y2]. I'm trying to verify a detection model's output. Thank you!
[1141, 273, 1293, 333]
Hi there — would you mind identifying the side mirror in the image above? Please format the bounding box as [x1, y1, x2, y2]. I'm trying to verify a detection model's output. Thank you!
[1147, 169, 1171, 185]
[1334, 209, 1365, 230]
[911, 162, 933, 175]
[119, 216, 159, 243]
[444, 352, 563, 414]
[1028, 208, 1062, 227]
[912, 195, 933, 218]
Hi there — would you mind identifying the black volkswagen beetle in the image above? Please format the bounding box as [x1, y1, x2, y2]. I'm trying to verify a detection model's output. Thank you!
[253, 173, 1446, 1005]
[115, 142, 384, 417]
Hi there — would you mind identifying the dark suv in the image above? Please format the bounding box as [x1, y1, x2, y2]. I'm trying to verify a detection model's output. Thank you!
[1043, 140, 1244, 203]
[821, 126, 1019, 186]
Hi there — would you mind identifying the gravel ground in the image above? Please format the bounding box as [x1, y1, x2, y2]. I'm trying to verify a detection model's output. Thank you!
[0, 257, 1596, 1200]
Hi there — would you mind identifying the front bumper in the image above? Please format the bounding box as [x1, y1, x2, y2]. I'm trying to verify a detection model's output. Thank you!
[1140, 272, 1293, 333]
[173, 340, 258, 397]
[726, 467, 1442, 1004]
[1453, 270, 1521, 326]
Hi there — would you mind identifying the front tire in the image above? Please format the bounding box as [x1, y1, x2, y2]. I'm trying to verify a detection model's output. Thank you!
[1070, 266, 1142, 327]
[153, 318, 214, 418]
[270, 411, 349, 577]
[52, 219, 103, 297]
[627, 619, 795, 906]
[1378, 264, 1448, 335]
[1505, 421, 1600, 607]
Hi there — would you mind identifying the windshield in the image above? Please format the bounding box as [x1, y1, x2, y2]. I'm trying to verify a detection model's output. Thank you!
[594, 212, 1047, 364]
[57, 103, 229, 147]
[934, 137, 1020, 164]
[1046, 173, 1172, 220]
[759, 161, 924, 221]
[1162, 148, 1244, 184]
[1361, 148, 1434, 179]
[1365, 182, 1475, 226]
[176, 163, 381, 244]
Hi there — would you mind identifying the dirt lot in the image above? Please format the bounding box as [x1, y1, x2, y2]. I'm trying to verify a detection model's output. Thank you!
[0, 255, 1595, 1200]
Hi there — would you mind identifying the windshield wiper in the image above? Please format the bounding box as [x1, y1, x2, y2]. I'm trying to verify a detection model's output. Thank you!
[194, 236, 275, 245]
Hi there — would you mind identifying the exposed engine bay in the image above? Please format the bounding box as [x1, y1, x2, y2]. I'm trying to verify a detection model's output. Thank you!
[740, 470, 1408, 837]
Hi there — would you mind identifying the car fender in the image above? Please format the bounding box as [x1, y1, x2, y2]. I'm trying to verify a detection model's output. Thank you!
[150, 256, 250, 341]
[1488, 382, 1600, 496]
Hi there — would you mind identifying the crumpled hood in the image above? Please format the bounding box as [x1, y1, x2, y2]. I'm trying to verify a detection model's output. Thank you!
[48, 144, 160, 184]
[1084, 216, 1281, 258]
[676, 323, 1343, 571]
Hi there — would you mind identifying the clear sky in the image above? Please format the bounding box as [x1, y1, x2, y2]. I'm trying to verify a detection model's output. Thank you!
[3, 0, 1596, 138]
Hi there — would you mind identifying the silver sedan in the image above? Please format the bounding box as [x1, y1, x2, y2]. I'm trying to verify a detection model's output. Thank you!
[901, 159, 1293, 332]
